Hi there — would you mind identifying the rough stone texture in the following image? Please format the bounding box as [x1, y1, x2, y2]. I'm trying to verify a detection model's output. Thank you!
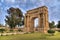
[24, 6, 49, 33]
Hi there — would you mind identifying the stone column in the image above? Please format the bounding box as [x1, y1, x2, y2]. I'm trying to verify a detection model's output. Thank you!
[42, 13, 45, 33]
[31, 19, 34, 32]
[24, 15, 27, 32]
[39, 13, 43, 32]
[27, 16, 30, 32]
[42, 9, 49, 33]
[24, 15, 30, 32]
[44, 11, 49, 33]
[29, 17, 34, 32]
[38, 15, 41, 32]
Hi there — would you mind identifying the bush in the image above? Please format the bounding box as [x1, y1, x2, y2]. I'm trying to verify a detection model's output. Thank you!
[18, 29, 23, 32]
[0, 29, 5, 33]
[48, 30, 55, 33]
[57, 30, 60, 32]
[48, 30, 55, 36]
[10, 29, 13, 32]
[31, 31, 34, 33]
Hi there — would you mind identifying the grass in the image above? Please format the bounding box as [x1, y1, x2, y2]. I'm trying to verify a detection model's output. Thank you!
[0, 32, 60, 40]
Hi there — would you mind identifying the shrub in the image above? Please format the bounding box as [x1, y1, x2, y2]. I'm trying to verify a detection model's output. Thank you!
[48, 30, 55, 33]
[57, 30, 60, 32]
[10, 29, 13, 32]
[24, 32, 29, 34]
[31, 31, 34, 33]
[18, 29, 23, 32]
[0, 29, 5, 33]
[48, 30, 55, 36]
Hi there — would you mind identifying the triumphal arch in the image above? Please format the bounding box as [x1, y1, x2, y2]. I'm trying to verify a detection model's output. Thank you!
[24, 6, 49, 33]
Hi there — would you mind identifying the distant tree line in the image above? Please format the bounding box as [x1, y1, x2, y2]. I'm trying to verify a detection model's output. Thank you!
[49, 21, 60, 29]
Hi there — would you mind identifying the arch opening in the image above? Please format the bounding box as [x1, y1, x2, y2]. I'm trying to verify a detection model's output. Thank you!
[33, 18, 39, 31]
[34, 18, 39, 28]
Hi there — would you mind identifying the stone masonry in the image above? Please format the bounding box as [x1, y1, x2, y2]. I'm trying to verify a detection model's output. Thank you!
[24, 6, 49, 33]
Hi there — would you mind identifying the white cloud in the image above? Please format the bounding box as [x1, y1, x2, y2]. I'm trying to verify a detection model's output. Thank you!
[10, 5, 20, 8]
[23, 0, 26, 2]
[15, 0, 27, 4]
[4, 6, 9, 11]
[0, 3, 2, 6]
[1, 0, 4, 2]
[0, 8, 1, 14]
[5, 0, 15, 3]
[31, 0, 41, 2]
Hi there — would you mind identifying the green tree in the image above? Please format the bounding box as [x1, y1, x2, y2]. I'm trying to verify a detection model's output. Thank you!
[49, 21, 56, 29]
[5, 7, 24, 29]
[57, 21, 60, 28]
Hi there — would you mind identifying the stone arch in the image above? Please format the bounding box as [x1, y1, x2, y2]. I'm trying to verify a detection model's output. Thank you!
[24, 6, 49, 33]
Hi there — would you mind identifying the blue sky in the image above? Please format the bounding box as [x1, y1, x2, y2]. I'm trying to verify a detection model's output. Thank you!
[0, 0, 60, 25]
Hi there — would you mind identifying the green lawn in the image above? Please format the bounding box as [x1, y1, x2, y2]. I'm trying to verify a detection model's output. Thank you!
[0, 32, 60, 40]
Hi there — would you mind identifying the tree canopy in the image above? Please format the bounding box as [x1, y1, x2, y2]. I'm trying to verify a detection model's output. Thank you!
[5, 7, 24, 29]
[49, 21, 56, 29]
[57, 21, 60, 28]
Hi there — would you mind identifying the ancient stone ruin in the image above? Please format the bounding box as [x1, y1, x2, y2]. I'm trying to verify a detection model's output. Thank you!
[24, 6, 49, 33]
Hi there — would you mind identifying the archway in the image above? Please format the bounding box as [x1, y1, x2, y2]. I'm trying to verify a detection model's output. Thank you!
[34, 18, 39, 28]
[34, 18, 39, 31]
[24, 6, 49, 33]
